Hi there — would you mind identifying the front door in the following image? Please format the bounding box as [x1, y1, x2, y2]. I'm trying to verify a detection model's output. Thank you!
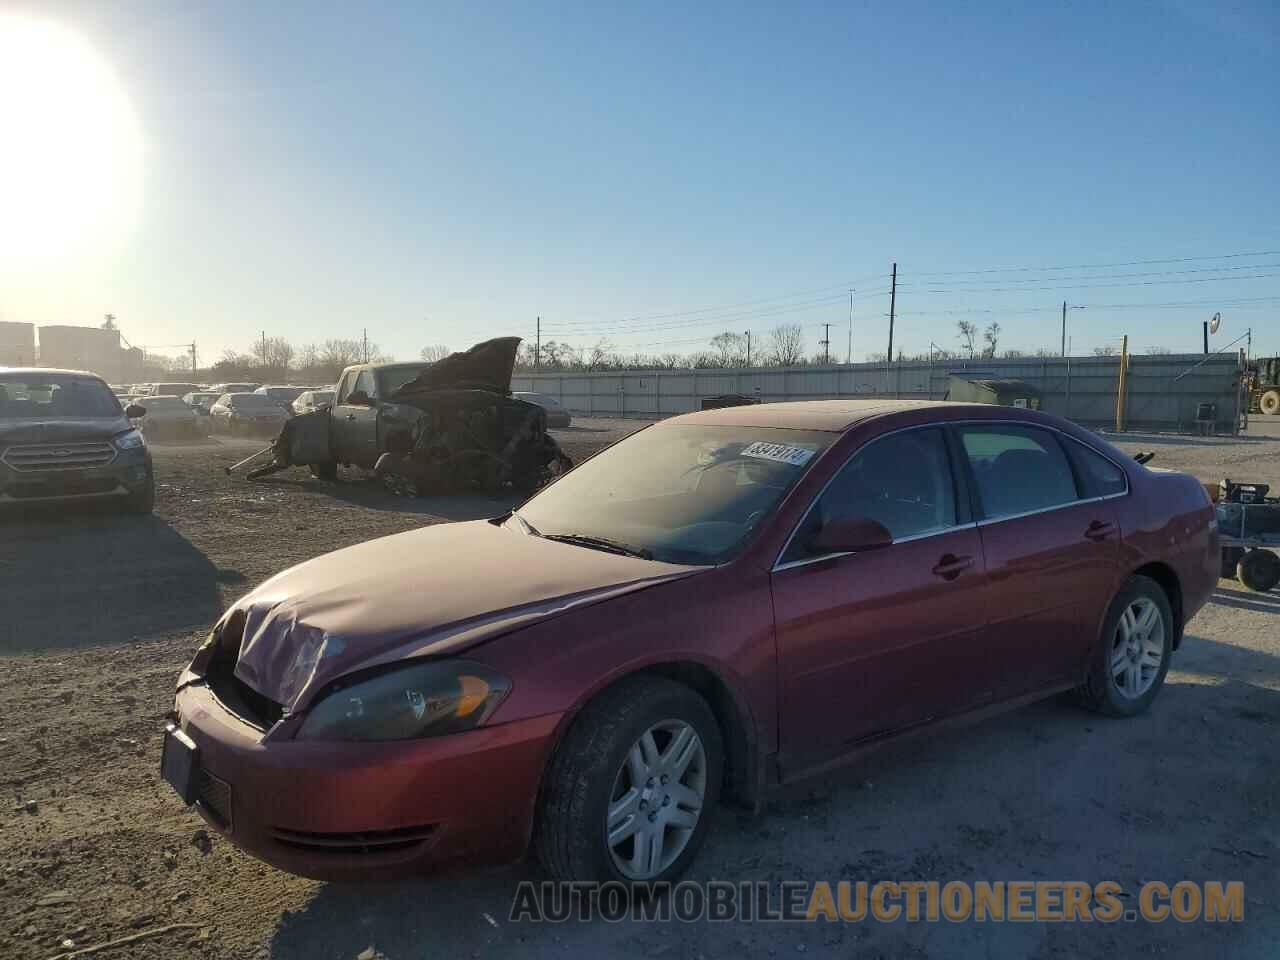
[332, 370, 380, 467]
[772, 426, 991, 777]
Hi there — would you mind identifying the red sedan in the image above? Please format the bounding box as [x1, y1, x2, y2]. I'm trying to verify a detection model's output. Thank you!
[162, 400, 1218, 883]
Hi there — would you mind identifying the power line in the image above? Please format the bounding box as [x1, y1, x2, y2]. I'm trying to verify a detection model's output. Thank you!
[538, 277, 890, 331]
[905, 249, 1280, 278]
[891, 294, 1280, 317]
[895, 261, 1280, 288]
[892, 271, 1280, 296]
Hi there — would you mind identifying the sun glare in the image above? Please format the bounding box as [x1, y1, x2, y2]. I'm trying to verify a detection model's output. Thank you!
[0, 16, 142, 266]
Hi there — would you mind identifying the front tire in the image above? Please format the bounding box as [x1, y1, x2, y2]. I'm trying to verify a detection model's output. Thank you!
[1079, 575, 1173, 717]
[124, 475, 155, 515]
[309, 461, 338, 481]
[535, 676, 723, 885]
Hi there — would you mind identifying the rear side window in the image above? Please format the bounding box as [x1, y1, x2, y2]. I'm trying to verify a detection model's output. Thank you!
[959, 425, 1078, 520]
[783, 427, 957, 562]
[1063, 439, 1128, 498]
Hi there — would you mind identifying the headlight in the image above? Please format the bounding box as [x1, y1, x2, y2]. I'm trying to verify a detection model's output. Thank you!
[114, 429, 146, 450]
[297, 660, 511, 741]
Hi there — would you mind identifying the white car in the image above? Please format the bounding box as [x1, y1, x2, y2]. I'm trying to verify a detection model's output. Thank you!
[291, 389, 335, 415]
[137, 395, 202, 440]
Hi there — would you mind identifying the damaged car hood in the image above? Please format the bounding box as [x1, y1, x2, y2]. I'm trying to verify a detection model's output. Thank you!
[225, 519, 700, 712]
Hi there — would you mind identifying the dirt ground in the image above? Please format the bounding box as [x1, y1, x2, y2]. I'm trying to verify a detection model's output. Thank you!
[2, 417, 1278, 960]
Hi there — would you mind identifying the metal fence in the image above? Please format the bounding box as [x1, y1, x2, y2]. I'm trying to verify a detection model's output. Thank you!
[513, 353, 1245, 432]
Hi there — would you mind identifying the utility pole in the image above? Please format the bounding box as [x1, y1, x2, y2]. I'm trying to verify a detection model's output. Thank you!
[190, 342, 197, 376]
[535, 316, 541, 370]
[847, 289, 854, 364]
[362, 328, 369, 363]
[1203, 320, 1209, 354]
[887, 263, 897, 363]
[261, 331, 267, 374]
[1061, 301, 1067, 357]
[744, 330, 751, 367]
[820, 323, 831, 364]
[1115, 334, 1129, 432]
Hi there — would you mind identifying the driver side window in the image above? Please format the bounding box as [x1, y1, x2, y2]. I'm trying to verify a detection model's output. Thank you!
[783, 427, 958, 563]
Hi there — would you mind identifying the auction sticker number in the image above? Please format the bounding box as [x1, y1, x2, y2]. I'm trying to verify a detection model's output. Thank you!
[741, 441, 816, 467]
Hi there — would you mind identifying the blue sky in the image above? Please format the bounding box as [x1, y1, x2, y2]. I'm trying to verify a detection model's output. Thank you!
[5, 0, 1278, 365]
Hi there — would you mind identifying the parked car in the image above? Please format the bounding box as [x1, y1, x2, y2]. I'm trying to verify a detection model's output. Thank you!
[291, 389, 334, 415]
[208, 382, 262, 395]
[0, 368, 153, 512]
[514, 391, 572, 427]
[208, 393, 289, 436]
[183, 391, 222, 415]
[162, 400, 1217, 883]
[254, 385, 307, 409]
[137, 395, 202, 440]
[147, 382, 202, 399]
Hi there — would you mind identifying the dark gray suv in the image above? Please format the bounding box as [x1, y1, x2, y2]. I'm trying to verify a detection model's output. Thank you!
[0, 369, 155, 512]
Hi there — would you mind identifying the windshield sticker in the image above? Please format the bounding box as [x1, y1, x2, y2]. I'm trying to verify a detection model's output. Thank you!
[741, 441, 816, 467]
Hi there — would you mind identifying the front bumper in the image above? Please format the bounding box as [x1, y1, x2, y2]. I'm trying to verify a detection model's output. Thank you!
[0, 447, 151, 504]
[170, 682, 560, 880]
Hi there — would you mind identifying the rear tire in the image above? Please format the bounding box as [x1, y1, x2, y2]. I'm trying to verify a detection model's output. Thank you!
[1238, 550, 1280, 592]
[1079, 575, 1173, 717]
[1261, 389, 1280, 416]
[534, 676, 722, 885]
[1220, 546, 1244, 580]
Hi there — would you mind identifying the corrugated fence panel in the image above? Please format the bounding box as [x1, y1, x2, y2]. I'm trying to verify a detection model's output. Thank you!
[512, 353, 1242, 431]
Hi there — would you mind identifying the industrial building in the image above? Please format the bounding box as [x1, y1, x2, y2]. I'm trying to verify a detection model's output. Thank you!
[0, 322, 36, 367]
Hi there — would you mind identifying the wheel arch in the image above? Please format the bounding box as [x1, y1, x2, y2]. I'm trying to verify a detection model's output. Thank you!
[1130, 561, 1184, 649]
[538, 659, 762, 816]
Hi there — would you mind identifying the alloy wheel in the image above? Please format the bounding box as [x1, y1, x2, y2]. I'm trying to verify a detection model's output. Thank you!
[606, 719, 707, 880]
[1110, 596, 1165, 699]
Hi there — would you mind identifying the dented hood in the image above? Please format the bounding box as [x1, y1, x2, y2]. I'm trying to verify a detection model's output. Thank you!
[228, 519, 699, 712]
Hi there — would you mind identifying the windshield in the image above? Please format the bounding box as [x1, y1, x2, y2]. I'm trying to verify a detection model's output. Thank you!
[0, 375, 122, 420]
[379, 367, 430, 396]
[145, 397, 186, 409]
[513, 424, 834, 565]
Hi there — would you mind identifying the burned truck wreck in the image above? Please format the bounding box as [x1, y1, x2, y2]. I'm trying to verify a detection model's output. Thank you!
[238, 337, 572, 495]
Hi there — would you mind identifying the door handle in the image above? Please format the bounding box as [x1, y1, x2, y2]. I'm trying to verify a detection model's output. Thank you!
[346, 413, 357, 421]
[932, 553, 974, 580]
[1084, 520, 1115, 542]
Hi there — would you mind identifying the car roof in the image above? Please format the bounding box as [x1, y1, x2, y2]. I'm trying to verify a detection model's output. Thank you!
[0, 367, 106, 380]
[662, 398, 1012, 432]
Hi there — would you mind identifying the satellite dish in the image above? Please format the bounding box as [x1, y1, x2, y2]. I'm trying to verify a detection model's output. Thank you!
[1209, 312, 1222, 334]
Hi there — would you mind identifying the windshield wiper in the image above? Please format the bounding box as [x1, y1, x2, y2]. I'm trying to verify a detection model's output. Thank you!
[543, 533, 654, 560]
[508, 509, 541, 537]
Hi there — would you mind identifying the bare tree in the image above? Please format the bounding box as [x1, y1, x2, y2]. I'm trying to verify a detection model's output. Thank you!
[296, 342, 320, 374]
[982, 322, 1001, 359]
[1146, 345, 1172, 355]
[957, 320, 978, 358]
[709, 332, 747, 367]
[1093, 344, 1119, 357]
[251, 336, 294, 380]
[768, 324, 805, 366]
[420, 344, 450, 362]
[1033, 347, 1057, 358]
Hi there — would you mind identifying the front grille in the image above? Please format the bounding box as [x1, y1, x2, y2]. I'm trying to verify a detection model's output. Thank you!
[270, 824, 437, 856]
[1, 442, 117, 472]
[4, 476, 120, 499]
[197, 770, 233, 827]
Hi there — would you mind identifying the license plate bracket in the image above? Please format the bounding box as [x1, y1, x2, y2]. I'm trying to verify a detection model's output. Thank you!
[160, 722, 199, 805]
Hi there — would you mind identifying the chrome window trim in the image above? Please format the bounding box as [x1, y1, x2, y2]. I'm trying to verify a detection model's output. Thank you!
[773, 521, 980, 572]
[770, 418, 1131, 572]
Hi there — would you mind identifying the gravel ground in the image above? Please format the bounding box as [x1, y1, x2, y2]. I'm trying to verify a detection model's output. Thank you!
[1, 417, 1277, 960]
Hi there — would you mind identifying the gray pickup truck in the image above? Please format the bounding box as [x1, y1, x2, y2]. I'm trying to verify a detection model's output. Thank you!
[251, 339, 571, 495]
[0, 368, 155, 512]
[320, 361, 434, 475]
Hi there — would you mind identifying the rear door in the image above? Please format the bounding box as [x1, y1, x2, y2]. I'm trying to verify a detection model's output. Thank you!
[953, 423, 1123, 698]
[772, 426, 990, 776]
[330, 370, 361, 463]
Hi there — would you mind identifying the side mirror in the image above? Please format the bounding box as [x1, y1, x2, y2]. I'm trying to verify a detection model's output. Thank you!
[125, 403, 146, 418]
[811, 516, 893, 554]
[347, 390, 371, 406]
